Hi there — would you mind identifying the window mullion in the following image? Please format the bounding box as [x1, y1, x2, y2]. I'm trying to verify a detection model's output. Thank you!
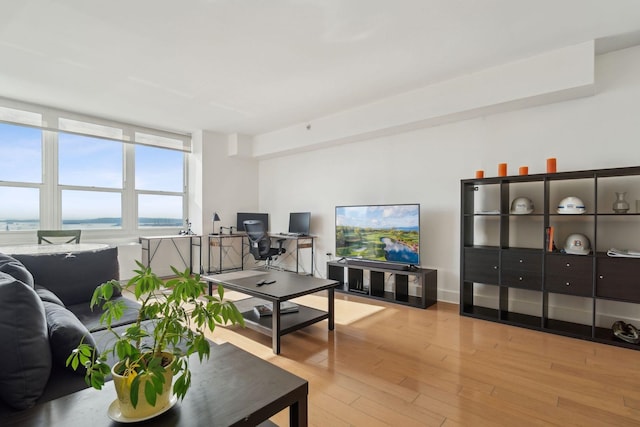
[41, 127, 58, 229]
[123, 139, 136, 233]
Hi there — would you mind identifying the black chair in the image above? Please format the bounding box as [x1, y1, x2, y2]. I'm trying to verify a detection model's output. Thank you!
[243, 220, 285, 267]
[37, 229, 81, 244]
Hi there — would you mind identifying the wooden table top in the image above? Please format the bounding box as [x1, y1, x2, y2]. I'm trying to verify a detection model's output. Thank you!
[4, 342, 308, 427]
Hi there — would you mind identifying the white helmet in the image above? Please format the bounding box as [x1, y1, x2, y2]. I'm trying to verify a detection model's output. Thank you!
[564, 233, 591, 255]
[510, 197, 534, 214]
[557, 196, 586, 214]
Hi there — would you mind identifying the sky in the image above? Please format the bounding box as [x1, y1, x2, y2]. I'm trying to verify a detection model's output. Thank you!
[336, 204, 420, 229]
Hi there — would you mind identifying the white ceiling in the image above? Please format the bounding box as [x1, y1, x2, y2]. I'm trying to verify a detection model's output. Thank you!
[1, 0, 640, 136]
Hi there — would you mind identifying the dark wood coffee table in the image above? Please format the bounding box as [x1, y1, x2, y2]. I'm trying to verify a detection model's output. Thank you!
[203, 269, 338, 354]
[4, 343, 308, 426]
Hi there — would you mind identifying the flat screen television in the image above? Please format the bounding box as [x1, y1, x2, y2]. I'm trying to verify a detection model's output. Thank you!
[236, 212, 269, 232]
[335, 204, 420, 265]
[288, 212, 310, 235]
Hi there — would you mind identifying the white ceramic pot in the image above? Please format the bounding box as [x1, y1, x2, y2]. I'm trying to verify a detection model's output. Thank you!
[111, 352, 174, 419]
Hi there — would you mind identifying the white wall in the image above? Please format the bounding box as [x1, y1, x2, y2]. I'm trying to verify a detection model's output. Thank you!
[191, 130, 259, 236]
[256, 45, 640, 304]
[252, 42, 596, 158]
[194, 130, 259, 272]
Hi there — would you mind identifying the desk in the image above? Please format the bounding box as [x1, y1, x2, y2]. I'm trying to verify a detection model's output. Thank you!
[139, 234, 202, 274]
[207, 233, 315, 276]
[207, 234, 245, 274]
[0, 243, 109, 255]
[203, 269, 337, 354]
[4, 342, 308, 426]
[268, 234, 315, 275]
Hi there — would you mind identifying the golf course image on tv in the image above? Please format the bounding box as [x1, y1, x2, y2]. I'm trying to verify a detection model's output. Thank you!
[335, 204, 420, 265]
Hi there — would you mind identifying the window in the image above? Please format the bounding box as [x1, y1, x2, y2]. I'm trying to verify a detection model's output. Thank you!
[135, 145, 183, 192]
[59, 133, 123, 188]
[61, 190, 122, 230]
[0, 123, 41, 183]
[0, 122, 42, 231]
[136, 145, 185, 228]
[0, 99, 190, 235]
[0, 187, 39, 231]
[138, 194, 183, 227]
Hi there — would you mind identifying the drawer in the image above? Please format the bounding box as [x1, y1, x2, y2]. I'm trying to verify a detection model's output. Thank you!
[545, 255, 593, 296]
[502, 250, 542, 273]
[464, 248, 499, 284]
[501, 270, 542, 290]
[545, 255, 593, 277]
[545, 276, 592, 296]
[596, 257, 640, 303]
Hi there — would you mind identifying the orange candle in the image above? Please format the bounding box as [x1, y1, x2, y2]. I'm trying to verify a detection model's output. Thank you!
[546, 158, 557, 173]
[519, 166, 528, 175]
[498, 163, 507, 177]
[475, 170, 484, 179]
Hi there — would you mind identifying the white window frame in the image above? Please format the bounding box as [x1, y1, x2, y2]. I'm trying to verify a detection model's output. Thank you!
[0, 96, 191, 243]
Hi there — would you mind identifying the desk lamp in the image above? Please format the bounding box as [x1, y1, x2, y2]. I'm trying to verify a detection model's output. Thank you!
[211, 212, 221, 235]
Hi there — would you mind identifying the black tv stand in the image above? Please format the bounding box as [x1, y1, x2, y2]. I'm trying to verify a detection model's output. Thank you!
[346, 259, 410, 271]
[327, 260, 437, 309]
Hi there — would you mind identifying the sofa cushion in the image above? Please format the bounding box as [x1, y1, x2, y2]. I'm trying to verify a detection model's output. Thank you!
[43, 301, 97, 374]
[0, 272, 51, 410]
[0, 252, 34, 288]
[35, 285, 65, 307]
[13, 246, 120, 306]
[68, 296, 141, 333]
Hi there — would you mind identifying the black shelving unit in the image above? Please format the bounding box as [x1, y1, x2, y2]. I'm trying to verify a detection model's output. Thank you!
[460, 165, 640, 350]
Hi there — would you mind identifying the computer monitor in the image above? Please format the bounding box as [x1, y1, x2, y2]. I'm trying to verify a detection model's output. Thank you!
[236, 212, 269, 232]
[288, 212, 310, 235]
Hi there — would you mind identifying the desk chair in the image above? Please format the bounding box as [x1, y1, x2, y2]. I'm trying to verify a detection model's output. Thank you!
[37, 229, 82, 244]
[243, 220, 285, 267]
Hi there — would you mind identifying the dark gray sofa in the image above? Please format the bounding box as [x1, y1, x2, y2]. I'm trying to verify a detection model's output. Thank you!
[0, 246, 142, 415]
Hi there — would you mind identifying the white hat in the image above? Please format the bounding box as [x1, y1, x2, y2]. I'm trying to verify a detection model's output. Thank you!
[557, 196, 586, 214]
[564, 233, 590, 255]
[510, 197, 534, 214]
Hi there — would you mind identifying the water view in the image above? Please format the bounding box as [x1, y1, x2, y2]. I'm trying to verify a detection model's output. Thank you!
[1, 218, 182, 231]
[381, 237, 420, 264]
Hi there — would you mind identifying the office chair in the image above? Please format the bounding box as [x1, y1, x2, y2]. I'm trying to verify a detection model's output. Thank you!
[243, 220, 285, 267]
[37, 229, 82, 244]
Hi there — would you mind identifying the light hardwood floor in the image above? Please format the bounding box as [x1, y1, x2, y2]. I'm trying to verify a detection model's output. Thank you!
[207, 293, 640, 427]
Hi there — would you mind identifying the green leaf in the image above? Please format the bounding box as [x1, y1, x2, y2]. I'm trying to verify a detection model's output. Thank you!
[103, 281, 114, 300]
[144, 379, 157, 407]
[69, 353, 79, 370]
[173, 370, 191, 400]
[130, 376, 140, 408]
[90, 371, 105, 389]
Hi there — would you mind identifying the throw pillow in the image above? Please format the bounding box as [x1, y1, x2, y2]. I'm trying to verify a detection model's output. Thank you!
[35, 285, 65, 307]
[43, 301, 98, 375]
[0, 252, 34, 288]
[0, 272, 51, 410]
[14, 247, 120, 306]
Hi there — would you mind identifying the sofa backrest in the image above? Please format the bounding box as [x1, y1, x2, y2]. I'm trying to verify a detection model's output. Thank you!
[13, 246, 120, 306]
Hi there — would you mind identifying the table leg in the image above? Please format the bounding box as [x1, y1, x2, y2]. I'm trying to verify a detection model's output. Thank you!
[189, 236, 193, 273]
[328, 288, 335, 331]
[290, 396, 309, 427]
[219, 237, 223, 273]
[272, 302, 281, 354]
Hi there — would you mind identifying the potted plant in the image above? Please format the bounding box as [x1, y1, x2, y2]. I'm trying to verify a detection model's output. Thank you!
[66, 261, 244, 419]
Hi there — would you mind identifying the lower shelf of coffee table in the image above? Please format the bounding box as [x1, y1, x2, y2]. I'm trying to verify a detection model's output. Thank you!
[232, 297, 329, 335]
